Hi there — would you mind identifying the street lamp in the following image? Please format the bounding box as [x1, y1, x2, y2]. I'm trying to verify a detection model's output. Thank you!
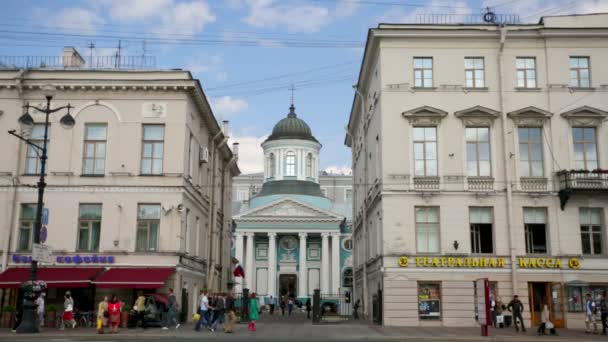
[8, 84, 75, 334]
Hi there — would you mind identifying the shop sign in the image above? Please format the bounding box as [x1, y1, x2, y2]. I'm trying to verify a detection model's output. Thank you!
[398, 256, 506, 268]
[518, 257, 580, 269]
[12, 254, 115, 264]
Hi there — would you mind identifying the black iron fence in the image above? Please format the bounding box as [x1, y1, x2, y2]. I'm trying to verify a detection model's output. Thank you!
[0, 55, 156, 70]
[557, 170, 608, 191]
[313, 289, 353, 323]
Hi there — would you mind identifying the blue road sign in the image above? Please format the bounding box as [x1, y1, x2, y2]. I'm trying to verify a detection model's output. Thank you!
[40, 226, 48, 243]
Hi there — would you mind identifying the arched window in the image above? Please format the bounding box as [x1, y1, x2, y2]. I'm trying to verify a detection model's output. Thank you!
[305, 153, 313, 178]
[343, 268, 353, 288]
[269, 153, 276, 178]
[285, 151, 296, 176]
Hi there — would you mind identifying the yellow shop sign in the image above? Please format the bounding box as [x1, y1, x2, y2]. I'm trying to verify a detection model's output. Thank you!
[518, 257, 581, 269]
[398, 256, 506, 268]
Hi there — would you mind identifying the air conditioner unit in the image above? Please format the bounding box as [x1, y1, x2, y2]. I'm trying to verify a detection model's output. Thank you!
[199, 147, 209, 163]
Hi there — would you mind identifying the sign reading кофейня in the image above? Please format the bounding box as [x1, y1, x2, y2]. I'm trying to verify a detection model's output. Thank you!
[397, 256, 581, 269]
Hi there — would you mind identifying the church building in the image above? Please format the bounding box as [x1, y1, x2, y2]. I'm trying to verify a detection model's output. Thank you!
[233, 105, 352, 302]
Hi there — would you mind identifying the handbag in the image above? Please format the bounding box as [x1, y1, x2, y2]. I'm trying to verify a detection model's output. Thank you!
[65, 304, 73, 312]
[496, 315, 504, 324]
[545, 321, 554, 329]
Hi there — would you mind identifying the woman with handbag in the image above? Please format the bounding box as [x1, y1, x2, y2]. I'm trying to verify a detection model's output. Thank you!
[97, 296, 109, 334]
[248, 293, 259, 332]
[60, 291, 76, 330]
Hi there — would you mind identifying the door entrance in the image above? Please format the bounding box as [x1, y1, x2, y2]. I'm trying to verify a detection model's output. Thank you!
[528, 282, 565, 328]
[279, 274, 297, 297]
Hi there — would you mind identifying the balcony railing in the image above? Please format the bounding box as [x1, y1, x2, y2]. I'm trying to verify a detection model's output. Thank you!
[0, 55, 156, 70]
[557, 170, 608, 210]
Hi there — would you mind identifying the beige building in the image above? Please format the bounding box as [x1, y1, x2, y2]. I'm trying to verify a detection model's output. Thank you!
[346, 14, 608, 328]
[0, 48, 240, 316]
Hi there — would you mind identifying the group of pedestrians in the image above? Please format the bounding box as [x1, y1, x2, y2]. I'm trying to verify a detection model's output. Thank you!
[584, 291, 608, 335]
[95, 294, 122, 334]
[194, 290, 236, 333]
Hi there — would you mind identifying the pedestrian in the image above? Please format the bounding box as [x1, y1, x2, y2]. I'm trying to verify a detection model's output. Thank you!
[507, 295, 526, 332]
[208, 294, 218, 331]
[11, 299, 24, 333]
[537, 304, 549, 335]
[60, 291, 76, 330]
[224, 293, 236, 334]
[353, 299, 360, 319]
[162, 288, 180, 330]
[194, 289, 209, 331]
[107, 294, 121, 334]
[211, 293, 226, 332]
[248, 293, 259, 332]
[288, 297, 294, 316]
[97, 296, 108, 334]
[585, 293, 598, 334]
[600, 290, 607, 335]
[495, 297, 504, 328]
[306, 298, 312, 319]
[280, 295, 286, 315]
[269, 295, 276, 315]
[35, 293, 45, 328]
[133, 291, 147, 329]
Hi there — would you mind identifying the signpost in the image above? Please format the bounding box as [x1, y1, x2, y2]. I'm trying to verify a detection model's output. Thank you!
[32, 243, 52, 263]
[40, 208, 49, 243]
[475, 278, 491, 337]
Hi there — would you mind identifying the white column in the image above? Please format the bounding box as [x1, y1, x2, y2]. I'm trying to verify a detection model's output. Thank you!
[235, 232, 244, 293]
[331, 232, 341, 295]
[321, 232, 330, 294]
[245, 232, 254, 291]
[298, 232, 308, 297]
[268, 232, 277, 298]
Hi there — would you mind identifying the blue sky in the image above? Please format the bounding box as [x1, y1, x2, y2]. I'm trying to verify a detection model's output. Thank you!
[1, 0, 606, 174]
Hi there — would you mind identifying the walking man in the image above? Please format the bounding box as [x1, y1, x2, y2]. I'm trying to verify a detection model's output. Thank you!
[507, 295, 526, 332]
[35, 293, 45, 328]
[211, 294, 226, 332]
[600, 290, 607, 335]
[269, 296, 276, 315]
[162, 288, 180, 330]
[280, 295, 286, 316]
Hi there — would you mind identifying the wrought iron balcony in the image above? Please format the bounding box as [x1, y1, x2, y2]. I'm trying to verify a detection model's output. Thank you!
[557, 170, 608, 210]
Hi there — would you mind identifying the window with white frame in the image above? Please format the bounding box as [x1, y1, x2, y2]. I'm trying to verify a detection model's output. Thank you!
[414, 57, 433, 88]
[136, 204, 160, 251]
[580, 208, 603, 255]
[25, 124, 49, 175]
[569, 57, 590, 88]
[466, 127, 491, 177]
[470, 207, 493, 254]
[415, 207, 440, 253]
[518, 127, 544, 177]
[413, 127, 438, 176]
[18, 204, 36, 251]
[141, 125, 164, 175]
[464, 57, 485, 88]
[516, 57, 537, 88]
[78, 204, 102, 251]
[524, 207, 548, 254]
[256, 243, 268, 260]
[82, 124, 107, 175]
[305, 153, 313, 178]
[572, 127, 598, 170]
[285, 151, 296, 176]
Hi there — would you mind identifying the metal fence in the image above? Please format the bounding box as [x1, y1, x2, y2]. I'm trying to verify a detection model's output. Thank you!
[0, 55, 156, 70]
[314, 289, 353, 323]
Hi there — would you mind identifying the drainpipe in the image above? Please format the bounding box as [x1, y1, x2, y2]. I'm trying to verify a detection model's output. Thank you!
[219, 143, 238, 291]
[2, 69, 27, 271]
[497, 26, 518, 294]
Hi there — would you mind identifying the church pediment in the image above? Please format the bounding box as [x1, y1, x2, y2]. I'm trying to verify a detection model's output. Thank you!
[235, 198, 343, 222]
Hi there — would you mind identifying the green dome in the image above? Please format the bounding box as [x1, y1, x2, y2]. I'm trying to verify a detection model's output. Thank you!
[265, 105, 318, 143]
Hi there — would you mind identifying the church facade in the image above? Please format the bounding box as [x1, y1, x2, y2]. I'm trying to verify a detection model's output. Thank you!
[232, 105, 352, 302]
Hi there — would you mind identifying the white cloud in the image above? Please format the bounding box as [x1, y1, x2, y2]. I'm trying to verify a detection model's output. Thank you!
[324, 165, 352, 176]
[211, 96, 249, 118]
[335, 0, 360, 17]
[243, 0, 331, 33]
[379, 0, 473, 24]
[228, 134, 267, 174]
[103, 0, 173, 21]
[49, 7, 104, 31]
[186, 54, 227, 81]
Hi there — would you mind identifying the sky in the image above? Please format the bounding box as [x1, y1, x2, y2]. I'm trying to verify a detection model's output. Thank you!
[1, 0, 607, 174]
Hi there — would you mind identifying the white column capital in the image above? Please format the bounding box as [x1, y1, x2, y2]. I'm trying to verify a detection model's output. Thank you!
[244, 232, 255, 237]
[268, 232, 277, 239]
[321, 232, 330, 238]
[298, 232, 308, 238]
[330, 231, 341, 237]
[235, 231, 245, 237]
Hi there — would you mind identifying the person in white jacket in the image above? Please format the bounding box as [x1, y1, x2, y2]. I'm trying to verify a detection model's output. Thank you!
[537, 304, 549, 335]
[585, 293, 598, 334]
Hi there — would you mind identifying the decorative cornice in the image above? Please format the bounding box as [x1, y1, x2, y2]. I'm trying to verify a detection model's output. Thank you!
[507, 106, 553, 127]
[560, 106, 608, 126]
[402, 106, 447, 126]
[0, 81, 197, 92]
[454, 105, 500, 126]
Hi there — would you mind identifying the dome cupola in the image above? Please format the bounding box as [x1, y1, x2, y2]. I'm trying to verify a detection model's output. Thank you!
[265, 105, 318, 143]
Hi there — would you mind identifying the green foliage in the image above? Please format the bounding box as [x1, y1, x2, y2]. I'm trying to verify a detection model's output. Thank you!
[2, 305, 16, 312]
[46, 304, 58, 312]
[121, 304, 132, 312]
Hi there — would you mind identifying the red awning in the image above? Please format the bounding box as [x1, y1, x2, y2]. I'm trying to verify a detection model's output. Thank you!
[92, 268, 174, 289]
[0, 267, 103, 288]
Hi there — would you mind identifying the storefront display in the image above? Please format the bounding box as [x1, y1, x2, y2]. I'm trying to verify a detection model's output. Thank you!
[418, 282, 441, 320]
[567, 284, 608, 312]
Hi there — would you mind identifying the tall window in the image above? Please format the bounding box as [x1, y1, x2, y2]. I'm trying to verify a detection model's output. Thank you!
[136, 204, 160, 251]
[78, 204, 101, 251]
[187, 134, 195, 178]
[573, 127, 598, 170]
[569, 57, 590, 88]
[518, 127, 543, 177]
[414, 57, 433, 88]
[141, 125, 164, 175]
[18, 204, 36, 251]
[269, 153, 276, 177]
[305, 153, 313, 178]
[524, 207, 548, 254]
[464, 57, 485, 88]
[466, 127, 491, 177]
[82, 124, 107, 175]
[416, 207, 440, 253]
[470, 207, 493, 254]
[25, 124, 49, 175]
[580, 208, 603, 255]
[413, 127, 437, 176]
[285, 151, 296, 176]
[516, 57, 537, 88]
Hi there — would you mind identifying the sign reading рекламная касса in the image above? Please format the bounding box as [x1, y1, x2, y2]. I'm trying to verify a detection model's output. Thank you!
[397, 256, 581, 269]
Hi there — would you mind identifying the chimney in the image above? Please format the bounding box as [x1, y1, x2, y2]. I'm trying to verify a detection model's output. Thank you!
[232, 142, 239, 158]
[63, 47, 85, 68]
[222, 120, 230, 139]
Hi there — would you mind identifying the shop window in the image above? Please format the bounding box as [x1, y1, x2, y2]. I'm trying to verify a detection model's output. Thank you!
[136, 204, 160, 251]
[524, 207, 548, 254]
[418, 282, 441, 320]
[580, 208, 603, 255]
[567, 285, 608, 312]
[470, 207, 493, 254]
[343, 268, 353, 288]
[77, 204, 102, 251]
[24, 124, 49, 175]
[415, 207, 440, 253]
[18, 204, 37, 251]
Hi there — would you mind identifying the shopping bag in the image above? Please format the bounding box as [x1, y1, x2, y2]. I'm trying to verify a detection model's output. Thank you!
[496, 315, 504, 324]
[192, 313, 200, 322]
[546, 321, 554, 329]
[96, 319, 103, 330]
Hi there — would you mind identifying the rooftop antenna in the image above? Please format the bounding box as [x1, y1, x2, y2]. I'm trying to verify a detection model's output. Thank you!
[115, 40, 122, 68]
[87, 42, 95, 66]
[141, 40, 147, 68]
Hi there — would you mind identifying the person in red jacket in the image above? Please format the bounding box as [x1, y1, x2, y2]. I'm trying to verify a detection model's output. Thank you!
[107, 295, 122, 334]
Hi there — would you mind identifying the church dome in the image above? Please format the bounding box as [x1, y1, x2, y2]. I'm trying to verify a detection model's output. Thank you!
[265, 105, 318, 143]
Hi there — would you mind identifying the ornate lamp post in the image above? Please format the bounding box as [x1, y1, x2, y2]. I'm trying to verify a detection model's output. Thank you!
[8, 84, 75, 333]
